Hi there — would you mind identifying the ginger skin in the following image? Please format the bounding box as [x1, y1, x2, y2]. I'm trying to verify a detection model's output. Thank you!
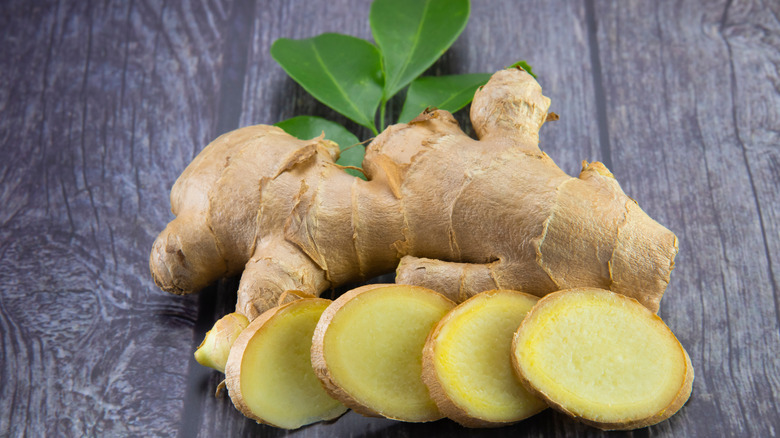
[150, 67, 678, 325]
[194, 313, 249, 373]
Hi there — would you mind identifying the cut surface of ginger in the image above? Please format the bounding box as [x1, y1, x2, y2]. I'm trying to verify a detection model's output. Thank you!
[225, 298, 347, 429]
[422, 290, 547, 427]
[512, 288, 693, 430]
[311, 284, 455, 422]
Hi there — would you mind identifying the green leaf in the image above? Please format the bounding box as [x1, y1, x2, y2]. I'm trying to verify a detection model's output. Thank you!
[370, 0, 470, 100]
[271, 34, 383, 134]
[508, 60, 537, 79]
[275, 116, 365, 179]
[398, 73, 491, 123]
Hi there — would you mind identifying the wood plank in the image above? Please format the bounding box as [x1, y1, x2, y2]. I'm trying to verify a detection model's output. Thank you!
[592, 1, 780, 436]
[0, 0, 241, 436]
[723, 0, 780, 332]
[721, 0, 780, 433]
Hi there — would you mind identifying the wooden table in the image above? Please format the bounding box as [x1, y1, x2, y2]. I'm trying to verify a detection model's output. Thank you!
[2, 1, 778, 436]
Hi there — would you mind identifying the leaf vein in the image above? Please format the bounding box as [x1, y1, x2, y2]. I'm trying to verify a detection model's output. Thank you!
[389, 0, 432, 97]
[311, 42, 369, 127]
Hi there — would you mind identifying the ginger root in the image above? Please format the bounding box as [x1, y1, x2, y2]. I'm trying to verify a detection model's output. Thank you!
[512, 288, 693, 430]
[194, 312, 249, 373]
[150, 66, 677, 326]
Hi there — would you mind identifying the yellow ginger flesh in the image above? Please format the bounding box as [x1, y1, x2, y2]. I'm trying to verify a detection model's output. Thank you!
[423, 290, 547, 427]
[311, 284, 455, 422]
[225, 299, 347, 429]
[512, 288, 693, 430]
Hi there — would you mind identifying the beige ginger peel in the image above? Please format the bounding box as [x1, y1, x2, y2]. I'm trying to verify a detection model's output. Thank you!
[150, 67, 678, 323]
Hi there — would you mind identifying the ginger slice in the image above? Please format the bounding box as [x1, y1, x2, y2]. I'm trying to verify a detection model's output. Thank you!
[512, 288, 693, 430]
[311, 284, 455, 422]
[225, 298, 347, 429]
[422, 290, 548, 427]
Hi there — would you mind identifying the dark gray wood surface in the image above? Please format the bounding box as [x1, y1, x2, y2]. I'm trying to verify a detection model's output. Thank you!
[1, 0, 778, 436]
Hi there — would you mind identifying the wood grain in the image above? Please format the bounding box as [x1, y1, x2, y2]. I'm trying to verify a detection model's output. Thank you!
[591, 1, 780, 436]
[0, 0, 236, 435]
[0, 0, 778, 437]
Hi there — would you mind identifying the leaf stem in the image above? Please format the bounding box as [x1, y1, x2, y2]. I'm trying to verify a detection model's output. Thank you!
[379, 99, 387, 132]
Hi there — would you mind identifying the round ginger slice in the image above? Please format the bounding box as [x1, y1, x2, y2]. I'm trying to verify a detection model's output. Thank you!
[311, 284, 456, 422]
[512, 288, 694, 430]
[225, 298, 347, 429]
[422, 290, 548, 427]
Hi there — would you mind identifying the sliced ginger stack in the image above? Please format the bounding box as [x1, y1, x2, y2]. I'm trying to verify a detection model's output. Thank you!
[422, 290, 548, 427]
[311, 284, 455, 422]
[224, 298, 347, 429]
[512, 288, 694, 430]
